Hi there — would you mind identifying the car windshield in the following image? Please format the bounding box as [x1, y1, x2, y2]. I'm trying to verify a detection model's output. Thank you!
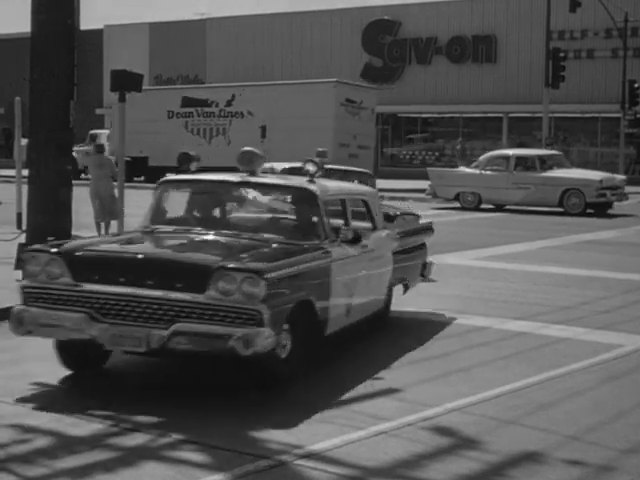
[143, 180, 325, 243]
[538, 154, 573, 171]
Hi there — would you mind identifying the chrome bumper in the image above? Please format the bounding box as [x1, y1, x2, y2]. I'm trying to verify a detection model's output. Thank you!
[8, 305, 279, 357]
[593, 190, 629, 203]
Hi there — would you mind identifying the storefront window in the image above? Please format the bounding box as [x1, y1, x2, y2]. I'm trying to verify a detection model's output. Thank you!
[377, 114, 500, 169]
[507, 116, 542, 149]
[376, 113, 636, 175]
[458, 116, 504, 166]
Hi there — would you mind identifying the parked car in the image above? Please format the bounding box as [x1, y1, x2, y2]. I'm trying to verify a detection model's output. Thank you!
[9, 148, 435, 384]
[427, 148, 628, 215]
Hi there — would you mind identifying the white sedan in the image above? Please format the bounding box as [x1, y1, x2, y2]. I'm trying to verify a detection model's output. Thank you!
[427, 148, 628, 215]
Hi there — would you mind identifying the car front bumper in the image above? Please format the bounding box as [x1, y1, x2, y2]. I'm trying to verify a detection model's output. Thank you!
[8, 305, 280, 357]
[591, 190, 629, 203]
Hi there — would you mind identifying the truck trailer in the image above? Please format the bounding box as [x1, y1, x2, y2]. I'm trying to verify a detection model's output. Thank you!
[98, 79, 379, 183]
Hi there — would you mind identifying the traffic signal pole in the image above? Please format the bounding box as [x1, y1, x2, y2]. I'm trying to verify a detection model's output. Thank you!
[542, 0, 552, 148]
[618, 12, 629, 175]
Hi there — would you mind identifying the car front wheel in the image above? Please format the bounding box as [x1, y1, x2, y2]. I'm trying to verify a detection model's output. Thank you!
[459, 191, 482, 210]
[259, 315, 318, 385]
[54, 339, 112, 374]
[561, 189, 587, 215]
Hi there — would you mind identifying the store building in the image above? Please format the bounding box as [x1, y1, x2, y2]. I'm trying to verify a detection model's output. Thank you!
[0, 29, 104, 161]
[1, 0, 639, 177]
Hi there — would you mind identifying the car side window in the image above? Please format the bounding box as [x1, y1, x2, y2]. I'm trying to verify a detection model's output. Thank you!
[514, 156, 538, 172]
[347, 199, 376, 232]
[323, 198, 349, 239]
[481, 157, 509, 171]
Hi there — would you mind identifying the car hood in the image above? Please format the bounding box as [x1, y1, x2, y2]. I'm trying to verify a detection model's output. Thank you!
[52, 230, 325, 272]
[541, 168, 626, 185]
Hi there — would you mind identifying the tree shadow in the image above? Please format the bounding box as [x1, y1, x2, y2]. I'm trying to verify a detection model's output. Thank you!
[9, 312, 448, 474]
[4, 309, 621, 479]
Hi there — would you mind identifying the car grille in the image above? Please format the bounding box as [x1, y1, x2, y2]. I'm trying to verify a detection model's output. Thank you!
[65, 255, 212, 294]
[22, 285, 263, 329]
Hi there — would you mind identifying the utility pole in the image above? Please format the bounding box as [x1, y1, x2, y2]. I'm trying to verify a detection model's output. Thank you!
[25, 0, 77, 245]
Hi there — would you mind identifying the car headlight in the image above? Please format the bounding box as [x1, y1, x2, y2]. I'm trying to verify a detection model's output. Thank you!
[206, 270, 267, 303]
[22, 253, 74, 283]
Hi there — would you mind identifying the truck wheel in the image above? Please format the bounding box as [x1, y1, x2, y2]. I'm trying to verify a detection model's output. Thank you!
[458, 191, 482, 210]
[561, 189, 587, 215]
[54, 339, 111, 374]
[125, 166, 135, 183]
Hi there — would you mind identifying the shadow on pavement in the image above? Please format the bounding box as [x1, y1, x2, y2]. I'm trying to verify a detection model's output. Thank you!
[6, 312, 447, 479]
[4, 311, 621, 479]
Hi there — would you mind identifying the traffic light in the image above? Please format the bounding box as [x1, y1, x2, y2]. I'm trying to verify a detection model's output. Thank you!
[628, 79, 640, 110]
[569, 0, 582, 13]
[549, 47, 567, 90]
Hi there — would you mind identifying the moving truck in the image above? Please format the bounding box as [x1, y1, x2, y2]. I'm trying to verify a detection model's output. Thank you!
[100, 79, 379, 183]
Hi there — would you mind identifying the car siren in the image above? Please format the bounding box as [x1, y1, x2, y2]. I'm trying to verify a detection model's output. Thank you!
[303, 148, 328, 183]
[237, 147, 266, 176]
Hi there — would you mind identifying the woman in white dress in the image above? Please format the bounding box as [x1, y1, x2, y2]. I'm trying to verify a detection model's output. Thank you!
[86, 143, 118, 236]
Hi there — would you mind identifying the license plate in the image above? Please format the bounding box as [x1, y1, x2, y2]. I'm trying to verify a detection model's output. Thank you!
[106, 331, 148, 352]
[32, 311, 88, 331]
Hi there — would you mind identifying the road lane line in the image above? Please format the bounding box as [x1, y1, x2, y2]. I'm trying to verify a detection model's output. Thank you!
[198, 344, 640, 480]
[433, 225, 640, 261]
[435, 258, 640, 281]
[391, 310, 640, 346]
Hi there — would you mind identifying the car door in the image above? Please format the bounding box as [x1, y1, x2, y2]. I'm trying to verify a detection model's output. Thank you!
[473, 156, 514, 204]
[509, 155, 549, 206]
[345, 198, 394, 320]
[322, 197, 370, 334]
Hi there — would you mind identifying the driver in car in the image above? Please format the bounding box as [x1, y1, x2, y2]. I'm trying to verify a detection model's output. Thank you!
[289, 190, 324, 241]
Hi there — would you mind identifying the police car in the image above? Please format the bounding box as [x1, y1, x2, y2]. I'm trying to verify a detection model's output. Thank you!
[9, 147, 434, 383]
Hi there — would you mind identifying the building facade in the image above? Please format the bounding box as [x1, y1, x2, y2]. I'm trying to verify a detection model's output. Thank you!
[0, 29, 104, 159]
[1, 0, 638, 177]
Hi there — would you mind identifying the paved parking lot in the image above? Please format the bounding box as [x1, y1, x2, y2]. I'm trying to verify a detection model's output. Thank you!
[0, 184, 639, 480]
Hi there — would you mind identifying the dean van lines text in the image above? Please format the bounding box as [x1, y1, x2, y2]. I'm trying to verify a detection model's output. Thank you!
[167, 109, 247, 120]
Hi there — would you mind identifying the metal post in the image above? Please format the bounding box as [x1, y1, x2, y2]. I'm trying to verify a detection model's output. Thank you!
[13, 97, 23, 231]
[618, 12, 629, 175]
[116, 91, 126, 234]
[542, 0, 552, 148]
[502, 113, 509, 147]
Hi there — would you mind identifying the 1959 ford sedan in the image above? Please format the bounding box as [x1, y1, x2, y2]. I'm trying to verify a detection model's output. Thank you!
[427, 148, 628, 215]
[9, 148, 434, 384]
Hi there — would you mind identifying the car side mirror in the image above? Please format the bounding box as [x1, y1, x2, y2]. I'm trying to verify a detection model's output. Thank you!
[339, 226, 363, 245]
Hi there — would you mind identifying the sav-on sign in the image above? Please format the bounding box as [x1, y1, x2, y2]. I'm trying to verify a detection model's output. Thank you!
[360, 18, 498, 85]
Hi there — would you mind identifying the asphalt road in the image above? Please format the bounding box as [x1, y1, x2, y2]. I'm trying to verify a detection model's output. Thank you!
[1, 184, 640, 480]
